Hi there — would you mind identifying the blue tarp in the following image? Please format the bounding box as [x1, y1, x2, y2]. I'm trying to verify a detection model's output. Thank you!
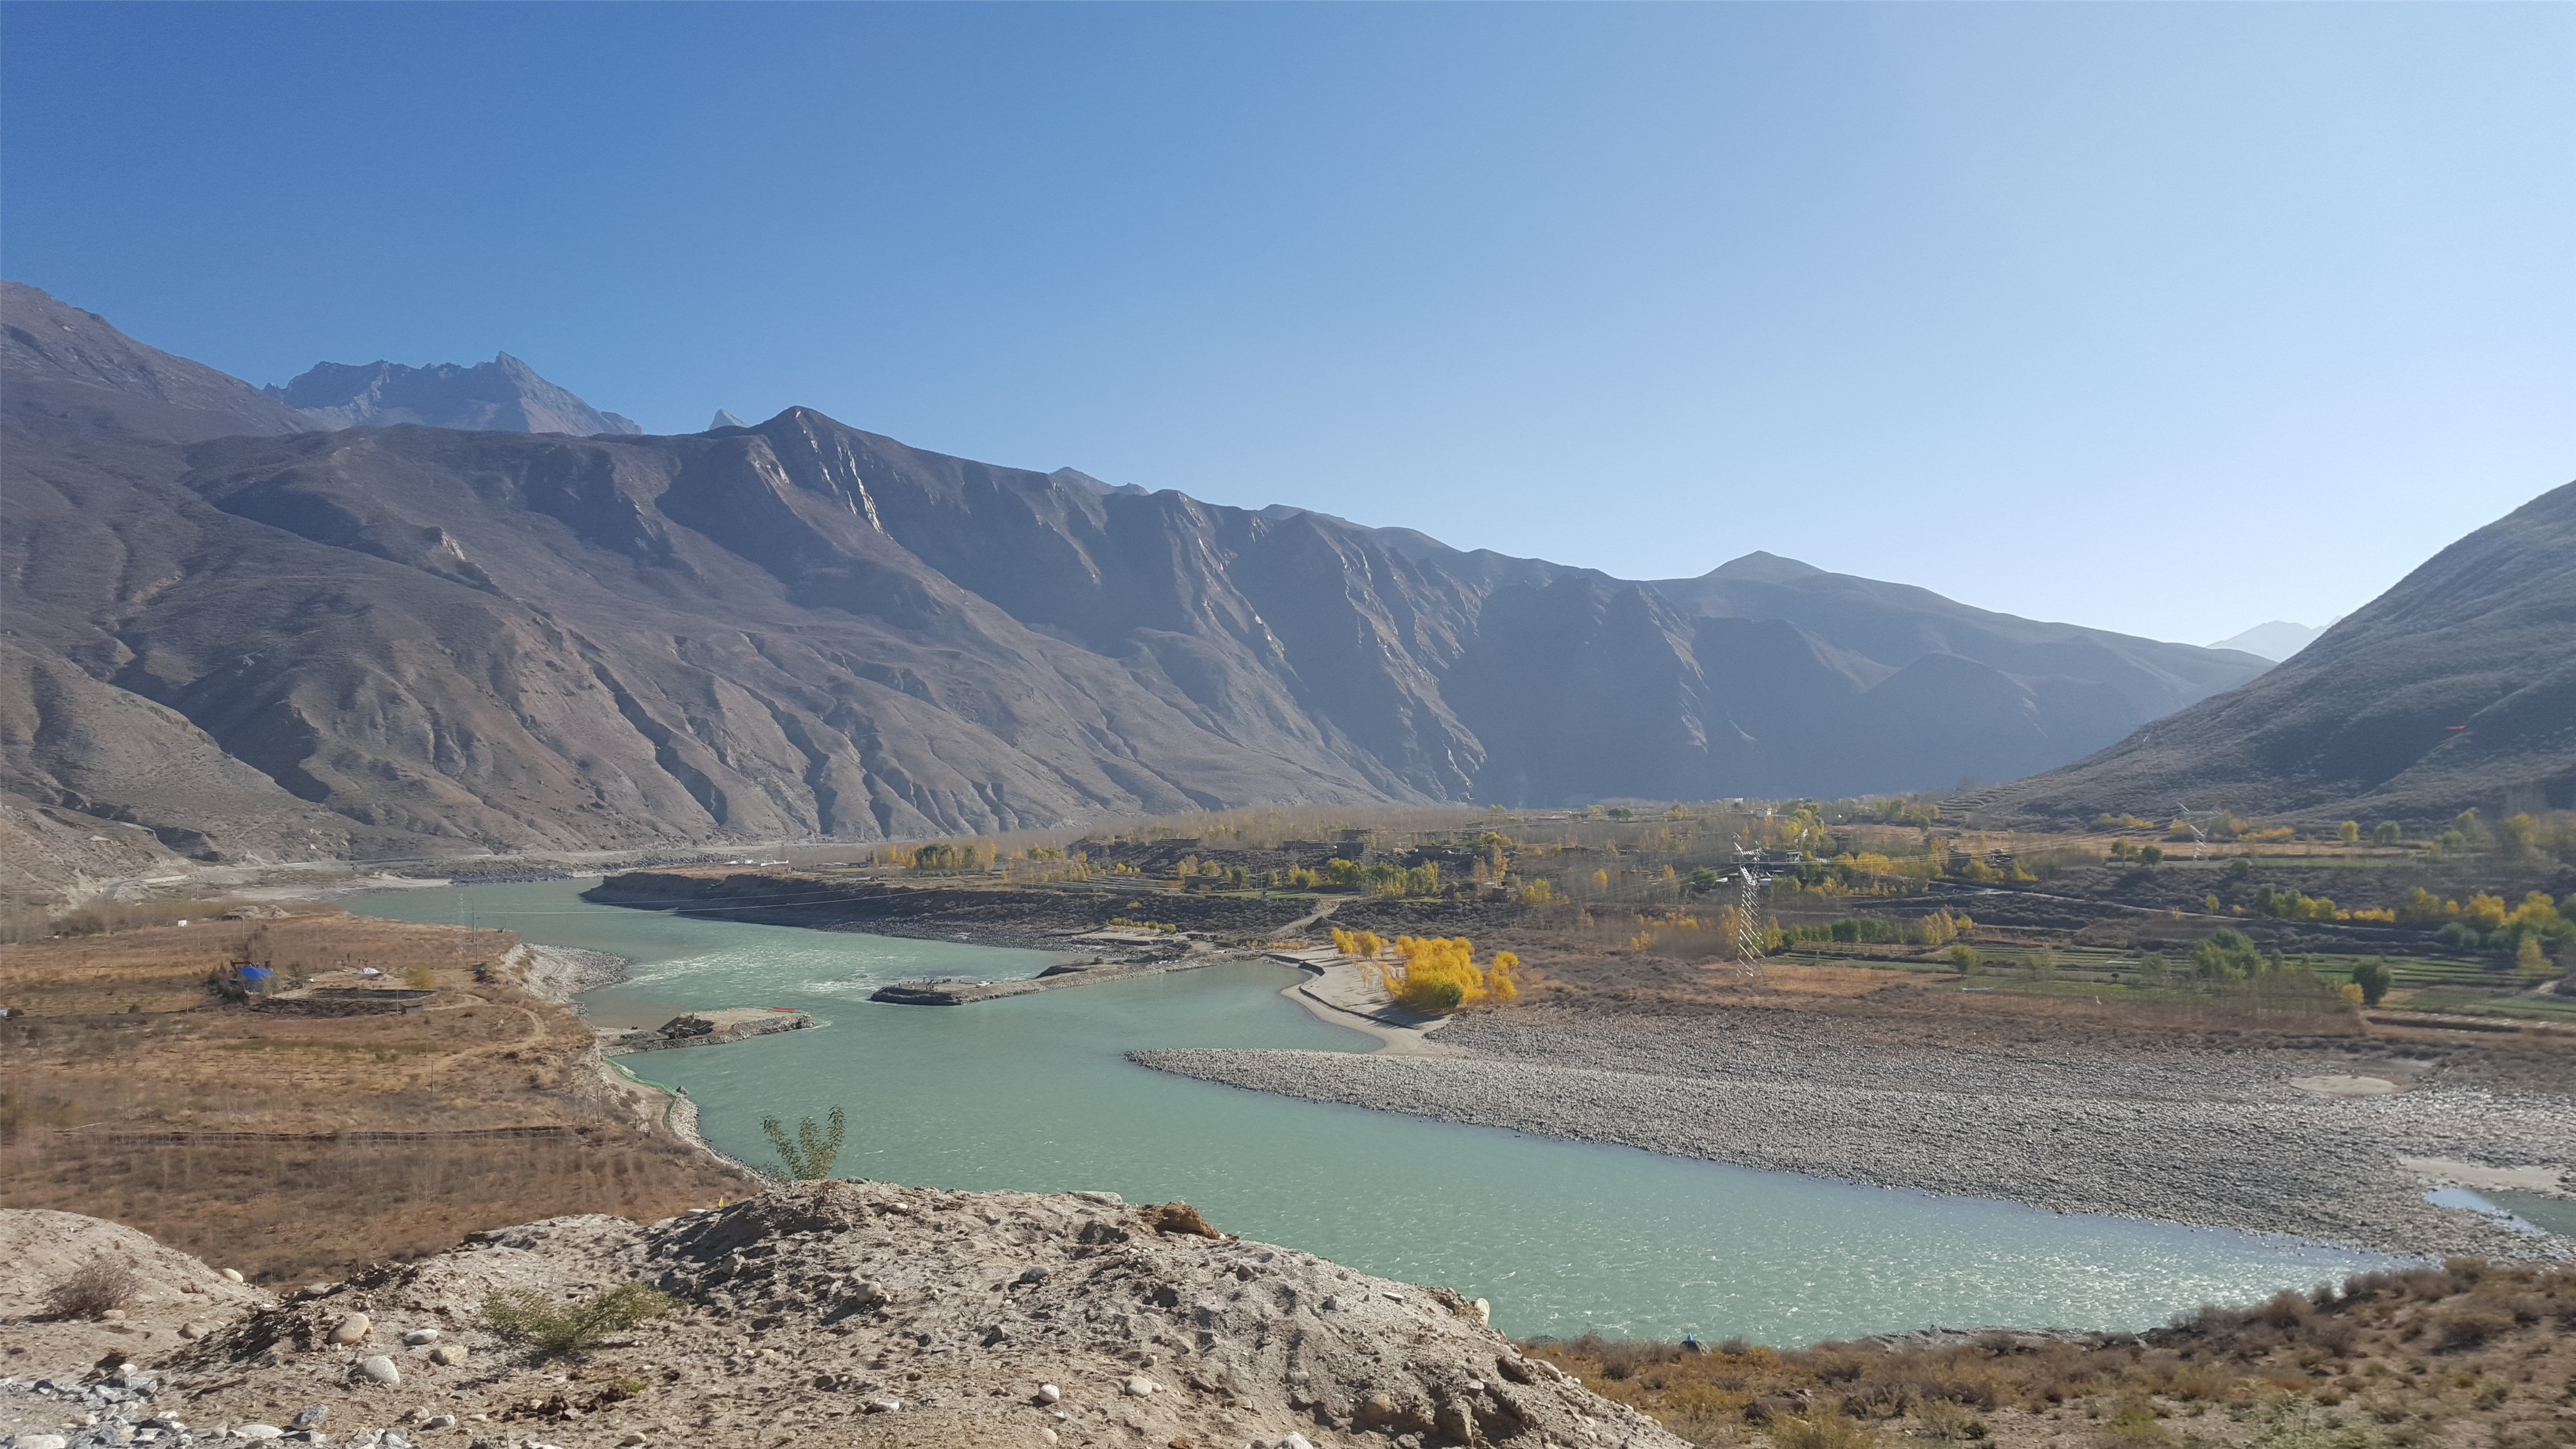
[238, 965, 272, 980]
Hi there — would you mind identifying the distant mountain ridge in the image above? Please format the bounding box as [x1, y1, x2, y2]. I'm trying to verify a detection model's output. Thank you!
[1, 280, 2273, 878]
[267, 352, 641, 436]
[2209, 621, 2324, 661]
[1982, 484, 2576, 823]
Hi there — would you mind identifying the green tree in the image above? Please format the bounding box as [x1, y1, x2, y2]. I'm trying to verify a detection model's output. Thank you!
[2371, 821, 2401, 846]
[2139, 846, 2163, 866]
[483, 1283, 674, 1356]
[2347, 958, 2392, 1007]
[1947, 944, 1982, 975]
[2520, 933, 2553, 979]
[2337, 820, 2361, 845]
[761, 1106, 847, 1181]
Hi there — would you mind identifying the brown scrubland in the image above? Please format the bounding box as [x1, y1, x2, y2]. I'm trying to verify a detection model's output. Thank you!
[0, 908, 750, 1285]
[1530, 1263, 2576, 1449]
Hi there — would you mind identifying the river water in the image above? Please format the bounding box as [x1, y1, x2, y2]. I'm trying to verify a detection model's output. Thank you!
[352, 880, 2395, 1345]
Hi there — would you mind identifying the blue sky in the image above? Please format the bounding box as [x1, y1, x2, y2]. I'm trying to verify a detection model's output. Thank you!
[4, 3, 2568, 645]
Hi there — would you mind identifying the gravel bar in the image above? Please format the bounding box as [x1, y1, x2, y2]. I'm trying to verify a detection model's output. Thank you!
[1133, 1005, 2576, 1263]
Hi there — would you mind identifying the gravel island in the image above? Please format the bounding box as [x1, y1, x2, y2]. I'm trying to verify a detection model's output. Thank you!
[1135, 998, 2576, 1263]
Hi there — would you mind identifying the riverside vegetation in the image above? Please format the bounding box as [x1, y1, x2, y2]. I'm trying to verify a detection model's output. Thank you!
[1530, 1261, 2576, 1449]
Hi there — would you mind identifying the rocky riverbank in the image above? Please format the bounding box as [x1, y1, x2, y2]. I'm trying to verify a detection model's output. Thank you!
[509, 944, 630, 1009]
[1134, 1001, 2576, 1264]
[5, 1188, 1683, 1449]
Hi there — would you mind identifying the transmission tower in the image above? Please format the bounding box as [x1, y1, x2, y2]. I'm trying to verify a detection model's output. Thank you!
[1732, 850, 1770, 966]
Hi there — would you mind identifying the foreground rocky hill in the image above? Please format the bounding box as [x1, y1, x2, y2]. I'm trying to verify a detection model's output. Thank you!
[2, 280, 2266, 886]
[3, 1186, 1685, 1449]
[1978, 480, 2576, 825]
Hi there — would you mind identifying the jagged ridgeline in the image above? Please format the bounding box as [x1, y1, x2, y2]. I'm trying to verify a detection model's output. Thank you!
[2, 280, 2267, 873]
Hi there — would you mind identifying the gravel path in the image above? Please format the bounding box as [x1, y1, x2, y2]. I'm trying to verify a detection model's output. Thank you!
[1134, 1003, 2576, 1263]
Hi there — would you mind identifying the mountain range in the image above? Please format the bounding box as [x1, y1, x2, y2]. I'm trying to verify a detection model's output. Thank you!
[1981, 482, 2576, 824]
[3, 281, 2278, 882]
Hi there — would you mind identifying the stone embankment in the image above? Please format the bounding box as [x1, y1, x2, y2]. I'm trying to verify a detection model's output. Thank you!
[1135, 1004, 2576, 1264]
[606, 1009, 814, 1055]
[869, 951, 1204, 1007]
[6, 1188, 1683, 1449]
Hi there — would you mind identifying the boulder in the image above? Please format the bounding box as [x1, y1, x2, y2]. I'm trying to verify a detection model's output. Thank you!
[327, 1312, 372, 1345]
[359, 1354, 401, 1385]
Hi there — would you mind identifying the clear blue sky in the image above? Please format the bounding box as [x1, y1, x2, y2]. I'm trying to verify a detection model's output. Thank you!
[5, 3, 2569, 645]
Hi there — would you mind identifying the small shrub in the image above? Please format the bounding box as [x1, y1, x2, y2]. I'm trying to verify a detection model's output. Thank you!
[2432, 1309, 2514, 1351]
[483, 1282, 674, 1354]
[1772, 1412, 1879, 1449]
[45, 1257, 138, 1319]
[1914, 1399, 1988, 1441]
[760, 1106, 846, 1181]
[2257, 1288, 2313, 1329]
[2097, 1399, 2173, 1448]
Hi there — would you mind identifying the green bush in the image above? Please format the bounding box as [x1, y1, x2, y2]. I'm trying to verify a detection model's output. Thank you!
[482, 1282, 674, 1354]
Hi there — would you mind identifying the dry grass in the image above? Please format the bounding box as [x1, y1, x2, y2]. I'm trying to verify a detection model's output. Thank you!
[0, 909, 753, 1283]
[1527, 1263, 2576, 1449]
[43, 1256, 138, 1319]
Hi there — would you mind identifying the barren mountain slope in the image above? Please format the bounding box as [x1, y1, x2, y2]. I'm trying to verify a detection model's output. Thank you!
[1, 282, 2274, 883]
[1978, 481, 2576, 824]
[1, 280, 317, 443]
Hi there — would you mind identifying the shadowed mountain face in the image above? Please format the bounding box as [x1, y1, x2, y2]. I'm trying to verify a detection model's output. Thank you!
[267, 354, 642, 435]
[1982, 483, 2576, 825]
[1, 282, 2270, 872]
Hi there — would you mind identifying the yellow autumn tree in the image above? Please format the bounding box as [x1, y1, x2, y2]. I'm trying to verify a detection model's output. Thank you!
[1369, 935, 1517, 1013]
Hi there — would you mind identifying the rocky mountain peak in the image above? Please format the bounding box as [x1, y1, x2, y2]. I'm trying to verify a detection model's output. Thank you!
[1707, 550, 1827, 582]
[267, 352, 643, 437]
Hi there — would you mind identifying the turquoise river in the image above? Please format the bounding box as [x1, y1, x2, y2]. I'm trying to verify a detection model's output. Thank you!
[352, 880, 2397, 1346]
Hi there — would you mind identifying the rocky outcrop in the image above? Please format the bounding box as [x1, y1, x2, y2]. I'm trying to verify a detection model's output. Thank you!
[85, 1184, 1688, 1448]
